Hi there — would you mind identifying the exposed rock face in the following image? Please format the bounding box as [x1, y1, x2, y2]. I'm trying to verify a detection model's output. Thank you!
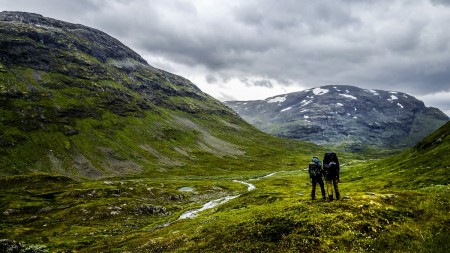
[225, 85, 449, 151]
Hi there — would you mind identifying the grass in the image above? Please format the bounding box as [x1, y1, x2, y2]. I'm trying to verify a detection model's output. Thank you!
[1, 145, 449, 252]
[2, 121, 448, 252]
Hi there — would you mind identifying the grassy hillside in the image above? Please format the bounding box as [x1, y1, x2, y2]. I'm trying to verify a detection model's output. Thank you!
[1, 122, 448, 252]
[345, 121, 449, 190]
[0, 12, 323, 179]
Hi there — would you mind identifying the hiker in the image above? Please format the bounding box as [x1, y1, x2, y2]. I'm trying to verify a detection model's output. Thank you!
[308, 156, 326, 201]
[323, 152, 340, 201]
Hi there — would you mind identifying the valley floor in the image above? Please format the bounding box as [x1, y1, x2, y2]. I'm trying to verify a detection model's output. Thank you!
[1, 160, 449, 252]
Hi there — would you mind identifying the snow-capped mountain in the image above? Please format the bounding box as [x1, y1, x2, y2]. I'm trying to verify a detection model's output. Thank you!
[225, 85, 449, 151]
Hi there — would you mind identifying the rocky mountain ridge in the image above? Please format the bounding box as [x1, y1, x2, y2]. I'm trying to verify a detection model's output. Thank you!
[0, 12, 306, 179]
[225, 85, 449, 151]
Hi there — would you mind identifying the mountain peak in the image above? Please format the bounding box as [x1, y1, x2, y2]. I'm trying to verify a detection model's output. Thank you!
[226, 85, 449, 151]
[0, 11, 147, 65]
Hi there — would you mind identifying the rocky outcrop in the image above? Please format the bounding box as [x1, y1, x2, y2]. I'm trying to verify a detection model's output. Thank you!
[226, 85, 449, 151]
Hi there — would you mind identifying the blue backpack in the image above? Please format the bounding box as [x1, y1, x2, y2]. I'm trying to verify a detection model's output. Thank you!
[308, 157, 322, 177]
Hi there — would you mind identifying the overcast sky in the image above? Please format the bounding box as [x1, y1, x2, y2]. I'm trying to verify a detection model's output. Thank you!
[1, 0, 449, 115]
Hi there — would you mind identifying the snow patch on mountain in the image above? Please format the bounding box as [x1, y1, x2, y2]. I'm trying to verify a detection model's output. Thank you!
[281, 107, 292, 112]
[301, 100, 312, 107]
[368, 90, 379, 95]
[224, 85, 449, 151]
[267, 96, 286, 103]
[339, 94, 357, 100]
[312, 88, 329, 95]
[388, 95, 398, 102]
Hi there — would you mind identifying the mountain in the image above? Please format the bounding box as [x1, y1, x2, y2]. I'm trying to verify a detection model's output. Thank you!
[225, 85, 449, 151]
[0, 11, 317, 179]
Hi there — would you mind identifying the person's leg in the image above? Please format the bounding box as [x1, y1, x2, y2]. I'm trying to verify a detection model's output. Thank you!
[318, 178, 326, 200]
[311, 178, 317, 200]
[326, 180, 333, 201]
[333, 179, 340, 200]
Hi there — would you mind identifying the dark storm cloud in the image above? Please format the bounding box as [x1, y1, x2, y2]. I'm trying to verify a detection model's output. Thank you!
[1, 0, 449, 105]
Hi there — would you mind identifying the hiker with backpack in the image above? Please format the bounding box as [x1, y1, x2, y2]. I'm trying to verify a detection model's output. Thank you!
[323, 152, 340, 201]
[308, 156, 326, 201]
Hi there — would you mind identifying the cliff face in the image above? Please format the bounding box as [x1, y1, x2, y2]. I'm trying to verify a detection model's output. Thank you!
[0, 12, 270, 178]
[226, 85, 449, 151]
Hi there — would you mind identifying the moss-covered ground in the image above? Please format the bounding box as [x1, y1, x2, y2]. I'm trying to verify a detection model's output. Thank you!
[1, 121, 448, 253]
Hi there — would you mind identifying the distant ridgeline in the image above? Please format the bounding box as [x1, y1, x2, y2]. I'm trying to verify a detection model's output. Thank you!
[225, 85, 449, 151]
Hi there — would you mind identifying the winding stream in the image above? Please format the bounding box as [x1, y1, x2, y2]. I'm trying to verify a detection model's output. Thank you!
[179, 195, 240, 219]
[152, 172, 282, 230]
[178, 172, 279, 220]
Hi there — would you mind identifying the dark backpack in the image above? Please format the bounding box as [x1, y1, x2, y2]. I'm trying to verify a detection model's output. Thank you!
[323, 152, 340, 180]
[309, 162, 322, 178]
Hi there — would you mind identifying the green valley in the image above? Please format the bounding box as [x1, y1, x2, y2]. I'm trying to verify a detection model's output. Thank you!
[0, 12, 449, 253]
[1, 122, 448, 252]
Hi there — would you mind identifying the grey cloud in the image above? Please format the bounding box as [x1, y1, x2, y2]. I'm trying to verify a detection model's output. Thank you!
[205, 74, 218, 84]
[240, 77, 250, 86]
[1, 0, 449, 108]
[431, 0, 450, 6]
[0, 0, 103, 20]
[278, 79, 294, 86]
[218, 92, 239, 102]
[252, 80, 273, 88]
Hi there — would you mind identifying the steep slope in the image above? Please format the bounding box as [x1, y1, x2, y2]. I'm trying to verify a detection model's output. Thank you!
[347, 120, 450, 190]
[225, 85, 448, 151]
[0, 11, 319, 179]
